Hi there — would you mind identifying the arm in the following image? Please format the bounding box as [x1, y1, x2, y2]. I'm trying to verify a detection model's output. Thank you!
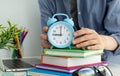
[38, 0, 55, 26]
[73, 0, 120, 52]
[104, 0, 120, 53]
[38, 0, 55, 48]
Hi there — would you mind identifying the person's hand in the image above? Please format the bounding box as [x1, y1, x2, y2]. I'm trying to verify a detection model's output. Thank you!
[40, 26, 51, 48]
[72, 28, 105, 50]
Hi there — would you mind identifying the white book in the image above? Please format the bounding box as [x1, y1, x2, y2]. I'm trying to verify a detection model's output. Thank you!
[41, 55, 101, 67]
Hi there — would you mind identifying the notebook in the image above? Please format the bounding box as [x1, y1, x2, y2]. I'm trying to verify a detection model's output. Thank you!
[0, 57, 40, 72]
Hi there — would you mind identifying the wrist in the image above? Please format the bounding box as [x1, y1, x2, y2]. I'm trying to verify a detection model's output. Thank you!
[100, 35, 118, 51]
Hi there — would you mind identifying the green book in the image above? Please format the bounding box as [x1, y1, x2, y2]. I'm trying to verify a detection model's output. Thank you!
[43, 47, 103, 58]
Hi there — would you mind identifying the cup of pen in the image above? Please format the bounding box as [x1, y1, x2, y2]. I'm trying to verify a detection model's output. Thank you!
[12, 28, 28, 59]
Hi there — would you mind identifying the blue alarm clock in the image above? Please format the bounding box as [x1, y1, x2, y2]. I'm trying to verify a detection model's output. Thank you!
[47, 13, 75, 48]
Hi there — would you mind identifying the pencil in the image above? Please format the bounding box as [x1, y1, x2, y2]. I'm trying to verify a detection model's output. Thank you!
[21, 30, 28, 44]
[15, 34, 23, 58]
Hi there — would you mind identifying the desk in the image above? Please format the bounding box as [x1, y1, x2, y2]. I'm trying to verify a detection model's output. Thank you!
[0, 70, 26, 76]
[108, 62, 120, 76]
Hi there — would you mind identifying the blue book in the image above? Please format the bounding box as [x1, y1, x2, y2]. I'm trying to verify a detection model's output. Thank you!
[26, 68, 72, 76]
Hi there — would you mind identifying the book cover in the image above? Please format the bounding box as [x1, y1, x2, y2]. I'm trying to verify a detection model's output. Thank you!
[35, 61, 108, 73]
[44, 48, 103, 58]
[41, 55, 102, 67]
[26, 68, 72, 76]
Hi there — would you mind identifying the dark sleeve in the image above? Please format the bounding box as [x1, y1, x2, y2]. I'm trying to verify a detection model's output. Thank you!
[38, 0, 56, 27]
[104, 0, 120, 55]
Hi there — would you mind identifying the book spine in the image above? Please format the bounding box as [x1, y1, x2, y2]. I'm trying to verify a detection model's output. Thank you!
[43, 49, 103, 58]
[26, 68, 72, 76]
[45, 54, 102, 58]
[44, 49, 103, 53]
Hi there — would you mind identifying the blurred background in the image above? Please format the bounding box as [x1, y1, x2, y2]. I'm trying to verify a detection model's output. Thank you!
[0, 0, 42, 57]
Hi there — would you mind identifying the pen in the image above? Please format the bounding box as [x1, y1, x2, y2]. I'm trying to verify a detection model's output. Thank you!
[22, 30, 28, 44]
[15, 34, 22, 58]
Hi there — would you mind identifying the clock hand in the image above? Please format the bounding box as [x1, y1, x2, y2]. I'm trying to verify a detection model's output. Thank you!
[52, 34, 61, 36]
[60, 26, 62, 36]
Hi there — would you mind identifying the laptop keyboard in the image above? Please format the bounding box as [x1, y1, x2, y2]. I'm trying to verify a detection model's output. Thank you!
[3, 59, 33, 69]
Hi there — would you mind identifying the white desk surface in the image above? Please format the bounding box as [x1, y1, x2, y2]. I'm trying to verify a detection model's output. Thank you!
[108, 62, 120, 76]
[0, 70, 26, 76]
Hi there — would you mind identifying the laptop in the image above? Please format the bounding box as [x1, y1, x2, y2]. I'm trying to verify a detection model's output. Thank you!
[0, 57, 40, 72]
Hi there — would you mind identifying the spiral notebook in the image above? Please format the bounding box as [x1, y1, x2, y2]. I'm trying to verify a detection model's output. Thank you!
[0, 57, 40, 72]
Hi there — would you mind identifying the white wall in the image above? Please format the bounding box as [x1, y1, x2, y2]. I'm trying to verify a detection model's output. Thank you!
[0, 0, 43, 57]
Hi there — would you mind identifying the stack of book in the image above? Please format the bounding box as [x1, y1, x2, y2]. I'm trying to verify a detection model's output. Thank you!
[26, 47, 107, 76]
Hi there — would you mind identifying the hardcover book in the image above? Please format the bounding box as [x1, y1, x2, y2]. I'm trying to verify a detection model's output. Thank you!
[35, 62, 108, 73]
[43, 48, 103, 58]
[26, 68, 72, 76]
[41, 55, 102, 67]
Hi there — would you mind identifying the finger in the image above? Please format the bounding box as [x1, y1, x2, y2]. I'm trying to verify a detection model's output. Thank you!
[40, 34, 48, 40]
[41, 41, 51, 48]
[76, 39, 99, 48]
[74, 28, 95, 37]
[43, 26, 48, 33]
[73, 34, 96, 45]
[87, 44, 104, 50]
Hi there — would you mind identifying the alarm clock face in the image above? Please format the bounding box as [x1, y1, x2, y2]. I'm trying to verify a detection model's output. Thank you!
[48, 22, 74, 48]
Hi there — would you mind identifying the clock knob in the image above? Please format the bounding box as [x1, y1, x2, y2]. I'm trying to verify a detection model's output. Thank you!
[47, 17, 57, 27]
[47, 13, 74, 27]
[64, 18, 74, 26]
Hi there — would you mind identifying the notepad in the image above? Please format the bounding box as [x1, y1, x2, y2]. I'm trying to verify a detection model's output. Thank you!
[0, 58, 40, 72]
